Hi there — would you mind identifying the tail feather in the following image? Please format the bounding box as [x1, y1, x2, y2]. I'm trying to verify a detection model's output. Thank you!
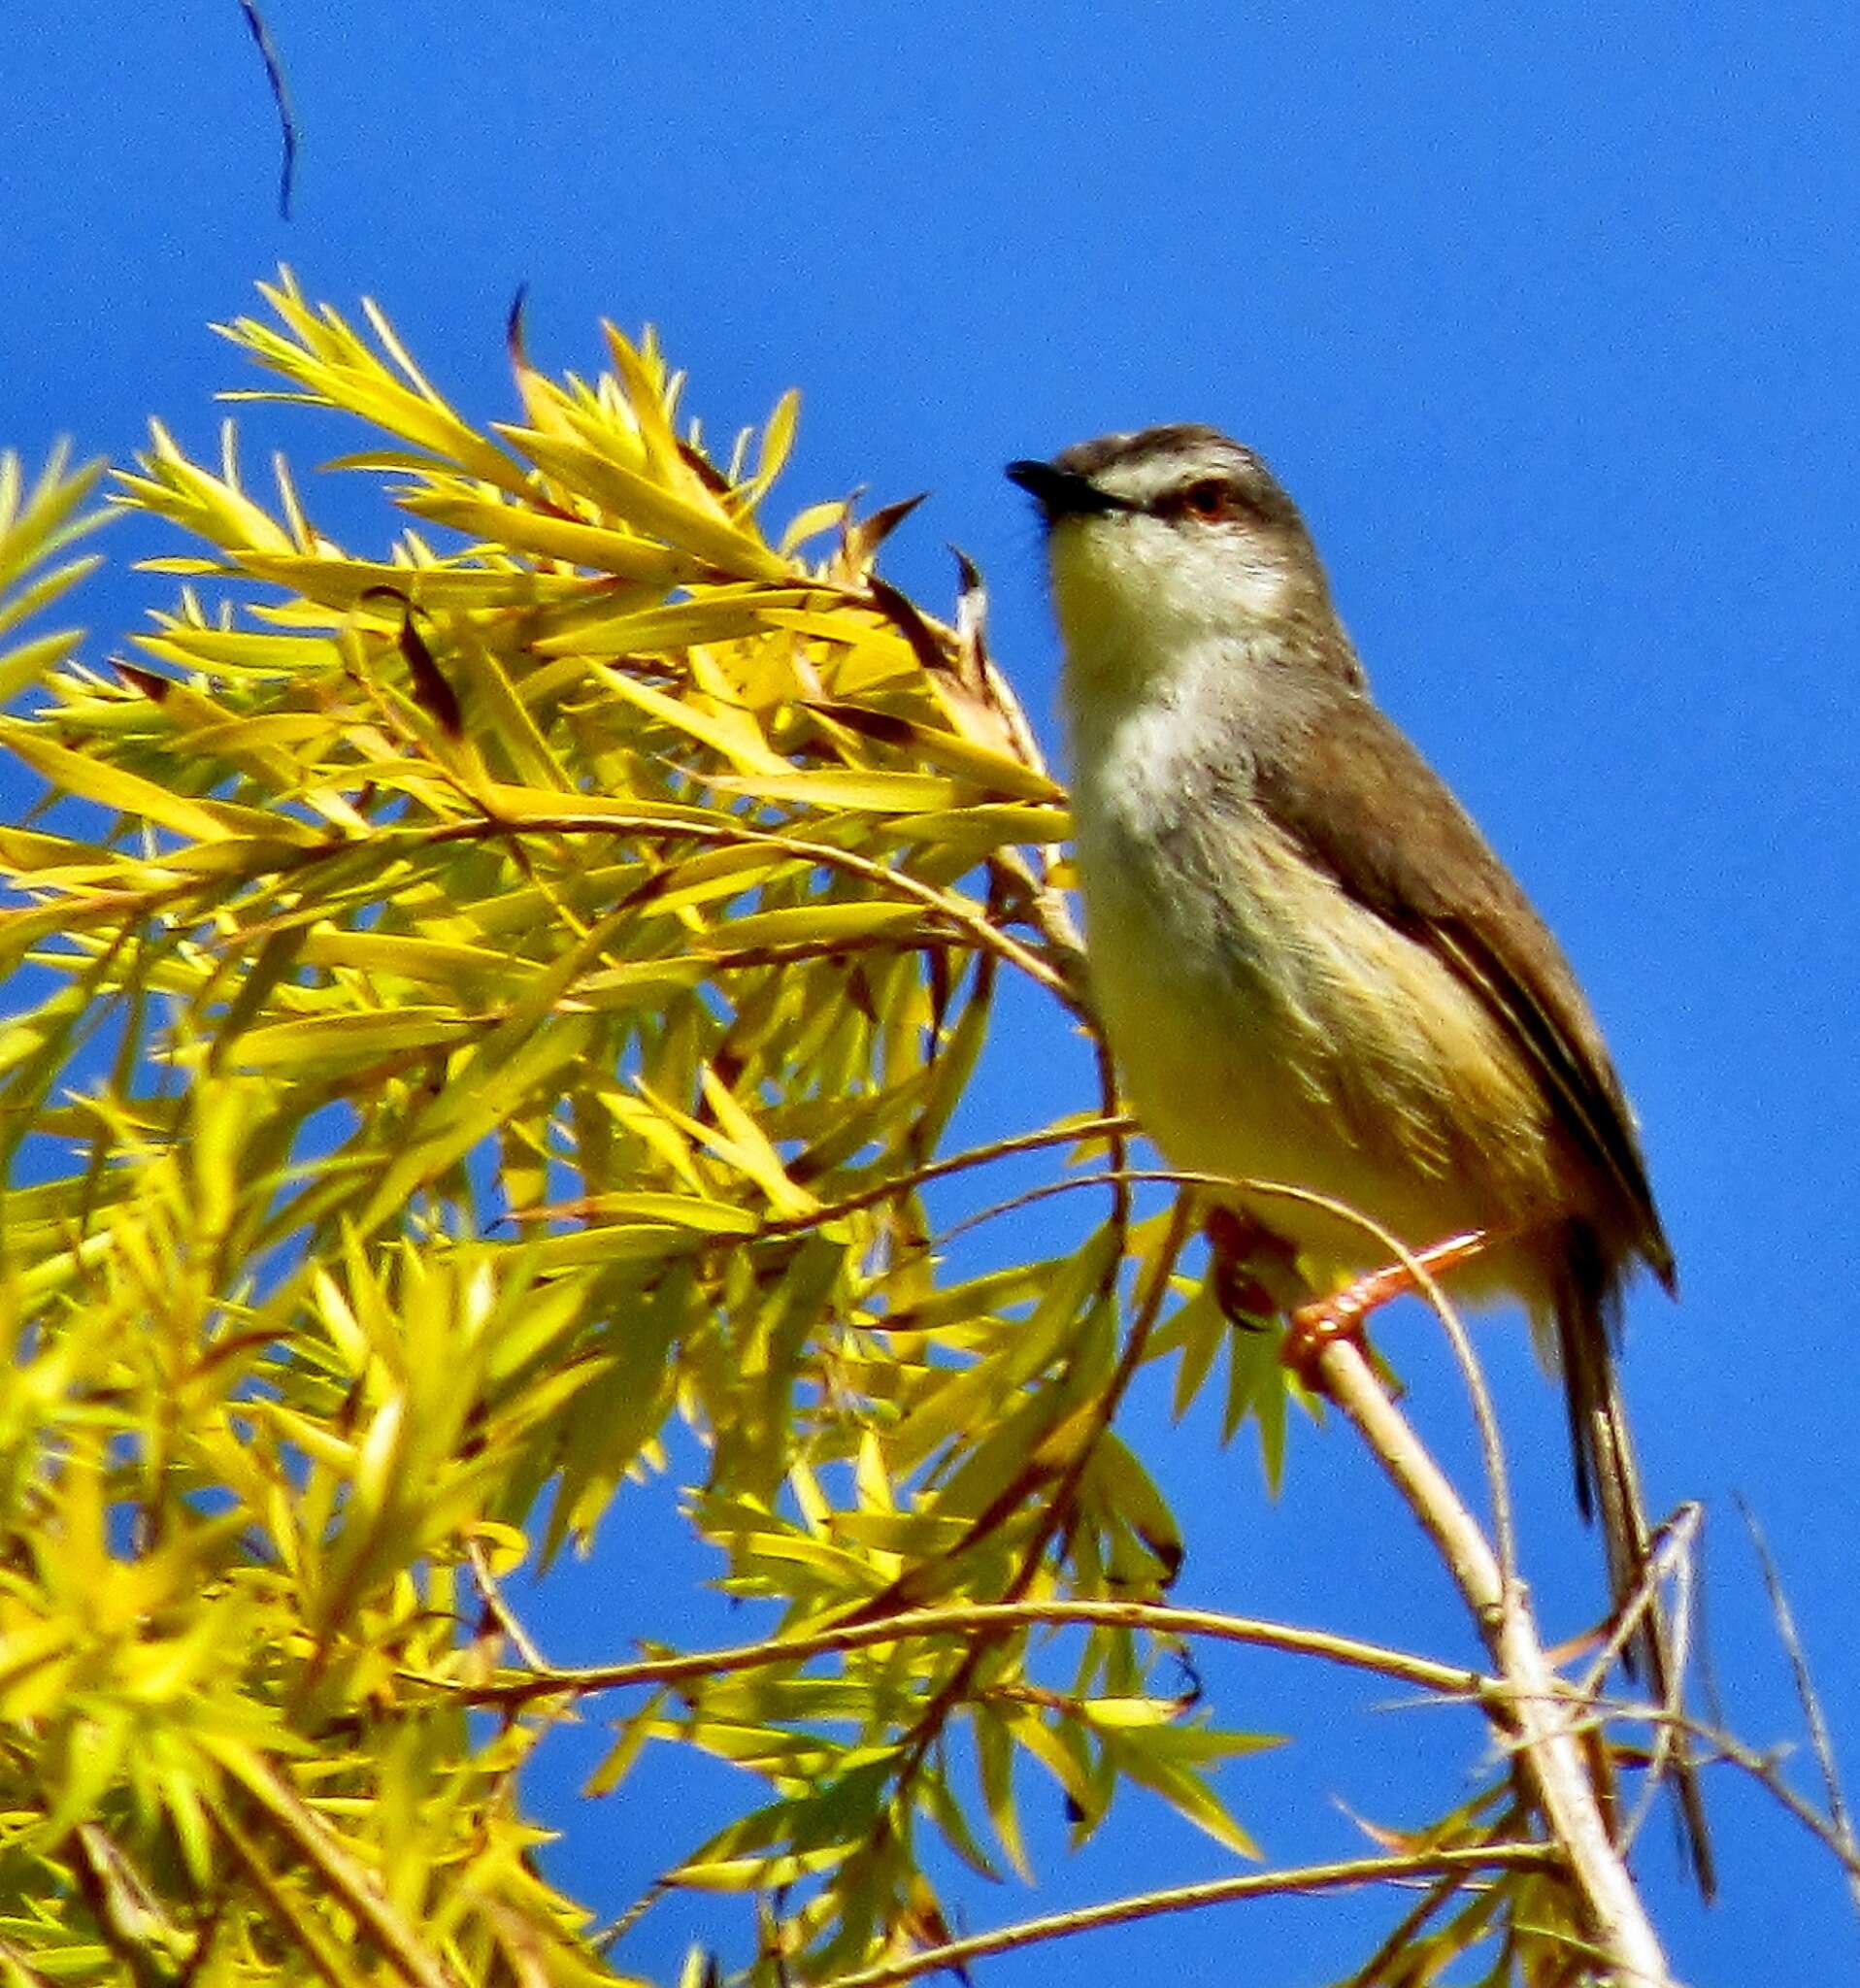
[1555, 1226, 1716, 1902]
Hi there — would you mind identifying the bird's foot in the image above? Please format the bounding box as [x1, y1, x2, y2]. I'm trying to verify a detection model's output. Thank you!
[1204, 1206, 1304, 1326]
[1282, 1228, 1493, 1392]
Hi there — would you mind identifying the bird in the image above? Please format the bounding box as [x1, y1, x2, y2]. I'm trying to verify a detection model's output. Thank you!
[1007, 422, 1710, 1888]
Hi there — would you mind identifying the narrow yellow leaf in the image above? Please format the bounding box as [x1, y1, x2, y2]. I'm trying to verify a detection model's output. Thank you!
[703, 768, 974, 813]
[781, 497, 848, 555]
[398, 491, 696, 585]
[132, 627, 341, 676]
[0, 629, 83, 700]
[224, 1009, 482, 1070]
[476, 779, 726, 831]
[500, 427, 792, 580]
[294, 930, 520, 989]
[537, 1191, 759, 1235]
[0, 728, 320, 845]
[699, 901, 926, 952]
[592, 666, 790, 776]
[570, 958, 711, 1010]
[532, 591, 816, 659]
[887, 803, 1072, 851]
[236, 553, 588, 612]
[698, 1067, 816, 1216]
[803, 702, 1062, 801]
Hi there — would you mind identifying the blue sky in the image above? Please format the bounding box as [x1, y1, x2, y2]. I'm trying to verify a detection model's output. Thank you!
[9, 3, 1860, 1980]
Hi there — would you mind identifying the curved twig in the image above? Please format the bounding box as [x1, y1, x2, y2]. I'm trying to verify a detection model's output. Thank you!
[410, 1597, 1485, 1709]
[820, 1843, 1563, 1988]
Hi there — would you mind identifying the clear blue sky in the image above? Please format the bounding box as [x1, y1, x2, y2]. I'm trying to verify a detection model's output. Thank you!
[8, 3, 1860, 1980]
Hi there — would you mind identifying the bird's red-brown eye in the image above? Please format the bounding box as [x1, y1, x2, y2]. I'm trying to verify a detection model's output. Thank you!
[1178, 479, 1233, 522]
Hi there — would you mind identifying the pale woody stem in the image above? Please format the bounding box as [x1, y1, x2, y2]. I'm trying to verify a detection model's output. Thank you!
[1314, 1336, 1678, 1988]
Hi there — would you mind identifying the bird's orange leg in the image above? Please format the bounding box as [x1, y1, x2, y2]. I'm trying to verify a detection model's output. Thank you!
[1283, 1228, 1495, 1392]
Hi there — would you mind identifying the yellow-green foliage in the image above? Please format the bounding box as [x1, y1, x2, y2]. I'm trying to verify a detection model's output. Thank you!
[0, 276, 1310, 1985]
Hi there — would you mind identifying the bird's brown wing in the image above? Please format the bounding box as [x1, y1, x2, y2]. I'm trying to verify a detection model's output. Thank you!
[1252, 691, 1713, 1893]
[1250, 690, 1674, 1289]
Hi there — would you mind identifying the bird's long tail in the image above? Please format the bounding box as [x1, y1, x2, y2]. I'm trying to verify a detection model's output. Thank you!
[1554, 1235, 1716, 1900]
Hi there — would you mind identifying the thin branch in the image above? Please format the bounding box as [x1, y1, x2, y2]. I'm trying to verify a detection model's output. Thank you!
[991, 1186, 1189, 1583]
[1668, 1711, 1860, 1894]
[930, 1163, 1186, 1245]
[236, 0, 299, 219]
[1578, 1502, 1705, 1858]
[208, 1801, 371, 1988]
[1235, 1178, 1517, 1591]
[406, 1600, 1481, 1710]
[15, 804, 1080, 1019]
[1090, 1026, 1134, 1246]
[758, 1113, 1131, 1239]
[417, 810, 1080, 1010]
[1338, 1806, 1530, 1988]
[203, 1746, 459, 1988]
[1578, 1505, 1703, 1698]
[1531, 1672, 1860, 1896]
[819, 1843, 1562, 1988]
[1740, 1497, 1860, 1914]
[465, 1536, 548, 1671]
[458, 1532, 593, 1845]
[1313, 1335, 1675, 1985]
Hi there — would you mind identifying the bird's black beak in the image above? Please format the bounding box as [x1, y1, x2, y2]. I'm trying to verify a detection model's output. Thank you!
[1005, 457, 1129, 519]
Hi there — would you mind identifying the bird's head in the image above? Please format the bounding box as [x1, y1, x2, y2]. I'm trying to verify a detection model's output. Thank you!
[1008, 425, 1350, 703]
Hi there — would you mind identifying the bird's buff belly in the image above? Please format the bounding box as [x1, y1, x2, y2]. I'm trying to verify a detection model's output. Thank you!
[1079, 829, 1568, 1294]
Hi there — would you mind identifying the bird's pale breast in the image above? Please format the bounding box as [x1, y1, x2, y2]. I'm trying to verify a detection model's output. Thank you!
[1073, 708, 1573, 1302]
